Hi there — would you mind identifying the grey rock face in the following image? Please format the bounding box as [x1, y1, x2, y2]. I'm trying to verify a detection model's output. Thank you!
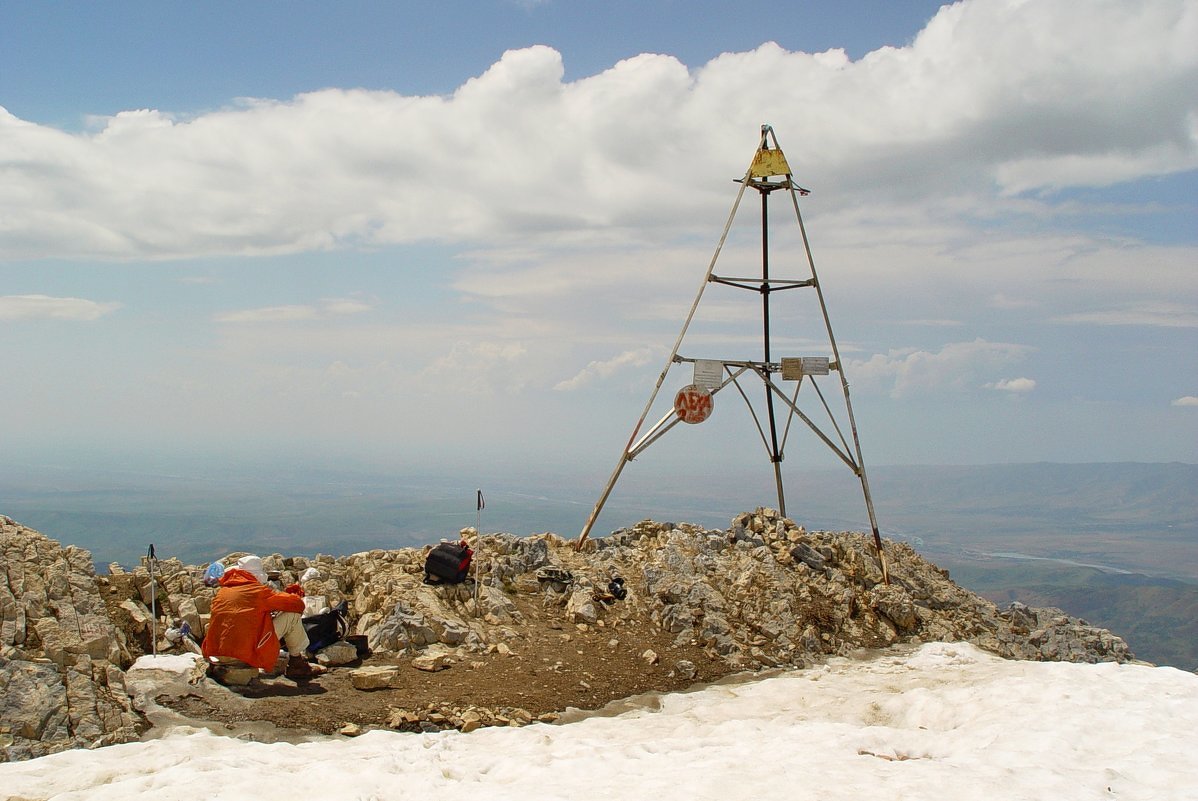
[0, 517, 145, 762]
[869, 584, 919, 633]
[1003, 604, 1134, 663]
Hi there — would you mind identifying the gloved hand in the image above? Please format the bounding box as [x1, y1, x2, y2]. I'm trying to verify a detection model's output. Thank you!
[284, 583, 305, 597]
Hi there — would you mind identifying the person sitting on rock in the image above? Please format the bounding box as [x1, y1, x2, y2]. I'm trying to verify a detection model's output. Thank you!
[201, 555, 315, 682]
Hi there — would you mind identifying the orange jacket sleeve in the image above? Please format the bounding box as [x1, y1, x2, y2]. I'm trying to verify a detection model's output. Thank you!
[263, 588, 306, 614]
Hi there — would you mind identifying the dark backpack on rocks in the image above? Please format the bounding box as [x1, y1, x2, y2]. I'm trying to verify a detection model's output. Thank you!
[302, 600, 349, 653]
[423, 541, 473, 585]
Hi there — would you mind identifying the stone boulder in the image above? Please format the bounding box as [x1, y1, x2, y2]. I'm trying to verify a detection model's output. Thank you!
[0, 517, 145, 762]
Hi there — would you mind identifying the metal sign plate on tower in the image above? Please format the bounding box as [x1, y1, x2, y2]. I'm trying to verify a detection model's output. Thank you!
[781, 356, 830, 379]
[803, 356, 830, 375]
[693, 359, 723, 390]
[750, 147, 791, 178]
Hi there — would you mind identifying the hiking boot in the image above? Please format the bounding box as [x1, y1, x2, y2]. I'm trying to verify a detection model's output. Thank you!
[285, 655, 314, 682]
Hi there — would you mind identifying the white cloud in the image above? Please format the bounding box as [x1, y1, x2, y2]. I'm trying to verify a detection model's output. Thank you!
[901, 319, 964, 327]
[422, 340, 531, 395]
[1172, 396, 1198, 407]
[214, 297, 373, 323]
[0, 294, 120, 321]
[849, 339, 1034, 398]
[986, 377, 1036, 393]
[1053, 304, 1198, 328]
[214, 305, 319, 323]
[322, 298, 373, 316]
[988, 294, 1038, 311]
[0, 0, 1193, 262]
[554, 347, 655, 391]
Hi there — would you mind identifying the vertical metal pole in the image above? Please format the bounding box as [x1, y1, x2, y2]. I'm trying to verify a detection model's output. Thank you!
[760, 186, 786, 516]
[147, 544, 157, 657]
[474, 490, 483, 614]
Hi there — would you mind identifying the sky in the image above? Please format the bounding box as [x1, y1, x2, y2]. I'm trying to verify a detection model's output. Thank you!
[1, 0, 1196, 498]
[3, 642, 1197, 800]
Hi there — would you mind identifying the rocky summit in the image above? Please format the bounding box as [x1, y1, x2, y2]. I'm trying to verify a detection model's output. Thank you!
[1, 510, 1135, 761]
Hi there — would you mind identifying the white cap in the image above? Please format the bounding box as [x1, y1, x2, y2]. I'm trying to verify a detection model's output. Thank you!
[235, 555, 268, 583]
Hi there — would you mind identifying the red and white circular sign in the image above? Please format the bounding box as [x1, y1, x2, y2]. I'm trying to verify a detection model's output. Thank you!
[674, 384, 714, 424]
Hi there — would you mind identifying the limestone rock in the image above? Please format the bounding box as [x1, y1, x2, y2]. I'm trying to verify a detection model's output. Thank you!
[870, 584, 919, 632]
[790, 542, 827, 572]
[369, 601, 437, 652]
[566, 587, 598, 624]
[207, 663, 258, 686]
[674, 659, 698, 679]
[412, 653, 453, 672]
[315, 641, 360, 666]
[1, 518, 146, 762]
[349, 665, 405, 690]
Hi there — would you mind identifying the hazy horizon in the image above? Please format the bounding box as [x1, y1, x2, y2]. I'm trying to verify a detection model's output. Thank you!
[4, 458, 1192, 572]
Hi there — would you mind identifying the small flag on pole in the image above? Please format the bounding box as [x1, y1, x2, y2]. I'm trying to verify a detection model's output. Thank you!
[477, 490, 485, 511]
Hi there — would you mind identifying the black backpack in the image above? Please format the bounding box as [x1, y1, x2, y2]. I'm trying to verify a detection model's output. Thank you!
[302, 600, 349, 653]
[423, 541, 473, 584]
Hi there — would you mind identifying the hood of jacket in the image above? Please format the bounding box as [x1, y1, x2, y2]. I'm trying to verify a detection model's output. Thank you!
[217, 567, 263, 588]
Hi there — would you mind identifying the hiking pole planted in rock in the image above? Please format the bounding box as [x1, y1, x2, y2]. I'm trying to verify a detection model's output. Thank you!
[147, 543, 157, 657]
[474, 489, 484, 614]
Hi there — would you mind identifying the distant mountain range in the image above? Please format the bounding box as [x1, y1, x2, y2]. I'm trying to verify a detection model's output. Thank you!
[866, 461, 1197, 536]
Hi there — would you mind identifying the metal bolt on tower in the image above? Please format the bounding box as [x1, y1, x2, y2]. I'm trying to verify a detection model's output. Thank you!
[577, 125, 889, 583]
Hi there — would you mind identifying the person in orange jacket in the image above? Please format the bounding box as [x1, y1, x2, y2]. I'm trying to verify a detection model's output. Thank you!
[202, 555, 315, 682]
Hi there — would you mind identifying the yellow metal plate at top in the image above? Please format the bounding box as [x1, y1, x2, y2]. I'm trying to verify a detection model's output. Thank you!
[749, 147, 791, 177]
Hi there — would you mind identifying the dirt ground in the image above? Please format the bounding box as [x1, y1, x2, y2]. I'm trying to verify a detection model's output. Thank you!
[156, 589, 736, 737]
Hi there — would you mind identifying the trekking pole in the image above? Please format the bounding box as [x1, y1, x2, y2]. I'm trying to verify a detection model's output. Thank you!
[147, 543, 157, 657]
[474, 489, 484, 614]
